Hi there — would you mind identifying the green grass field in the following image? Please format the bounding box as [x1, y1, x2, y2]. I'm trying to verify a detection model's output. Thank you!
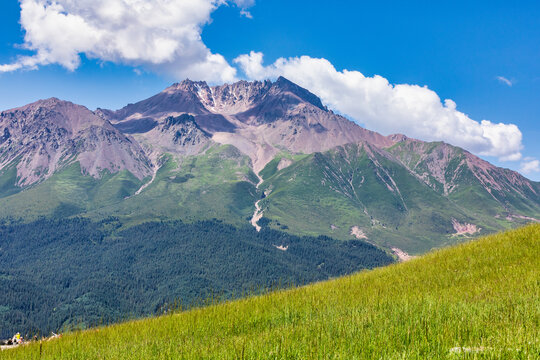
[4, 224, 539, 359]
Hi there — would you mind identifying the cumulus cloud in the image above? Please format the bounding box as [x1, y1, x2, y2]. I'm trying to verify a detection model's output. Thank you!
[496, 76, 513, 87]
[0, 0, 254, 83]
[234, 52, 524, 161]
[520, 158, 540, 174]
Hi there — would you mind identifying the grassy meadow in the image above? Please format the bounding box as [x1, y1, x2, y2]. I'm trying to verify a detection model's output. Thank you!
[3, 224, 539, 359]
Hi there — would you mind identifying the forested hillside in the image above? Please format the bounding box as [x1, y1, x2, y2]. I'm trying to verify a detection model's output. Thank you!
[0, 218, 392, 338]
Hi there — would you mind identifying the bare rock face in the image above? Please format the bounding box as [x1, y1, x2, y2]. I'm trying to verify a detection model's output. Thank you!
[140, 114, 211, 156]
[0, 98, 152, 186]
[103, 76, 395, 172]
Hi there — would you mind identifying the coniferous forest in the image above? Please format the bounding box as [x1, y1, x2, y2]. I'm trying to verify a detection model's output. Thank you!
[0, 218, 393, 338]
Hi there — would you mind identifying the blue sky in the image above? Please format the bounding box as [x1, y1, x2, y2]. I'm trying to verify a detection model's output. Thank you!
[0, 0, 539, 180]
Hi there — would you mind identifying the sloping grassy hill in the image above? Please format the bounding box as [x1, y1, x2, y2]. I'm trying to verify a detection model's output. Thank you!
[5, 224, 539, 359]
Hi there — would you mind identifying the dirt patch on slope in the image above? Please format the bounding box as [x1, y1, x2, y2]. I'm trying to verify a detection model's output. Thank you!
[391, 247, 415, 262]
[350, 226, 368, 239]
[452, 219, 480, 236]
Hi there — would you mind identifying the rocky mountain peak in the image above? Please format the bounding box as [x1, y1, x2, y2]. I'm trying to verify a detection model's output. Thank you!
[97, 77, 397, 172]
[103, 77, 330, 129]
[25, 97, 63, 108]
[192, 79, 271, 114]
[165, 79, 210, 94]
[157, 77, 327, 116]
[0, 97, 152, 186]
[163, 114, 210, 147]
[12, 97, 82, 113]
[387, 134, 409, 143]
[2, 98, 108, 136]
[198, 77, 326, 114]
[271, 76, 327, 111]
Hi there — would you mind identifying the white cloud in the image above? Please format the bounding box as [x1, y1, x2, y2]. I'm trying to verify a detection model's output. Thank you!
[234, 52, 524, 162]
[520, 158, 540, 174]
[232, 0, 255, 6]
[0, 63, 23, 72]
[239, 9, 253, 18]
[496, 76, 513, 87]
[0, 1, 530, 167]
[0, 0, 250, 83]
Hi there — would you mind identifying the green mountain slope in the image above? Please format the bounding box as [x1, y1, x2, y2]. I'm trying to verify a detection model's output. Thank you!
[256, 142, 539, 254]
[1, 139, 537, 254]
[86, 144, 259, 226]
[0, 144, 258, 226]
[5, 224, 538, 359]
[0, 162, 145, 219]
[387, 139, 540, 217]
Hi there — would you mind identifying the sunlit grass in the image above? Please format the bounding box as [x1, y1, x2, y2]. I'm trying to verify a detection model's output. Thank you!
[5, 224, 539, 359]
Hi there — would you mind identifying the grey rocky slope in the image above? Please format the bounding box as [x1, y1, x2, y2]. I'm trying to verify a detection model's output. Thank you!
[0, 98, 152, 186]
[99, 76, 395, 172]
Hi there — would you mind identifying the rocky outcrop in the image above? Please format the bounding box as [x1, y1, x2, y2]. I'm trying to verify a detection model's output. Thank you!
[140, 114, 211, 155]
[452, 219, 480, 236]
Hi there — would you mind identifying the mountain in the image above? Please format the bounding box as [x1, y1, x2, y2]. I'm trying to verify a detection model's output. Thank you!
[100, 76, 394, 172]
[0, 77, 538, 253]
[1, 77, 539, 340]
[0, 98, 152, 187]
[5, 224, 539, 359]
[387, 138, 540, 214]
[259, 141, 540, 252]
